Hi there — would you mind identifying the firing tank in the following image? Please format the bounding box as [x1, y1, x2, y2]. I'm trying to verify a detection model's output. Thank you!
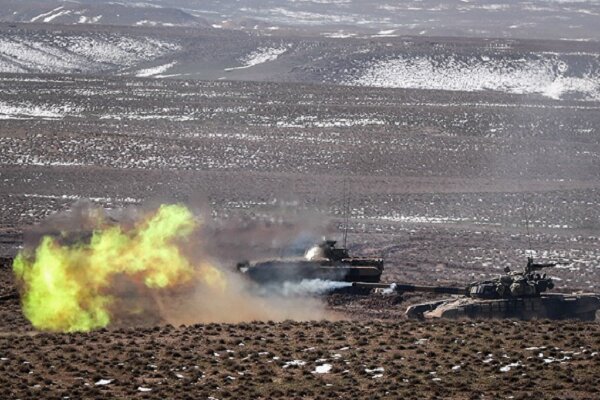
[353, 258, 600, 321]
[237, 240, 384, 284]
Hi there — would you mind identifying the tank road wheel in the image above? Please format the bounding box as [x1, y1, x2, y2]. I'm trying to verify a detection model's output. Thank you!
[405, 304, 427, 319]
[405, 302, 441, 319]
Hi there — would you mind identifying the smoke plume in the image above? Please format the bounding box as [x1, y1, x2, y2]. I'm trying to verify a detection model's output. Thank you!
[259, 279, 353, 297]
[13, 202, 340, 332]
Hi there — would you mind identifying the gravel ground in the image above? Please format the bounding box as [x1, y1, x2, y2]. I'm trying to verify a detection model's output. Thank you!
[1, 68, 599, 398]
[0, 314, 598, 399]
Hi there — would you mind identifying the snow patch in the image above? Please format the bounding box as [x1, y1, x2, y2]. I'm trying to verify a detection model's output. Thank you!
[225, 46, 288, 71]
[274, 116, 385, 128]
[376, 213, 469, 225]
[322, 31, 357, 38]
[99, 113, 194, 121]
[499, 361, 522, 372]
[0, 101, 78, 120]
[0, 33, 180, 75]
[43, 9, 72, 23]
[30, 6, 64, 22]
[19, 193, 141, 204]
[313, 364, 332, 374]
[365, 367, 384, 378]
[283, 360, 306, 368]
[373, 29, 397, 37]
[78, 15, 103, 24]
[135, 20, 174, 27]
[344, 55, 600, 101]
[136, 61, 177, 77]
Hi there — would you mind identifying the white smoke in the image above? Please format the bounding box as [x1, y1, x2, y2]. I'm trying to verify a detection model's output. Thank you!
[259, 279, 352, 297]
[382, 283, 397, 295]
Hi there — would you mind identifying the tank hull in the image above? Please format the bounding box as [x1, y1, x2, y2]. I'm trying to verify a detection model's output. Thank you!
[238, 240, 384, 284]
[241, 259, 383, 284]
[406, 294, 600, 321]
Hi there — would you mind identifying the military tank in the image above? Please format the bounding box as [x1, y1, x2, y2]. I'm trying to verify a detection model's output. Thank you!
[353, 258, 600, 321]
[237, 240, 384, 284]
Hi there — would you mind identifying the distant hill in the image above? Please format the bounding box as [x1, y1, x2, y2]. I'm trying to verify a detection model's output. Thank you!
[1, 23, 599, 102]
[1, 0, 210, 28]
[1, 0, 600, 41]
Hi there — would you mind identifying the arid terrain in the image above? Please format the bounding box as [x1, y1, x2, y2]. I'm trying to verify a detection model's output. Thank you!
[0, 317, 599, 399]
[1, 11, 600, 398]
[1, 71, 599, 397]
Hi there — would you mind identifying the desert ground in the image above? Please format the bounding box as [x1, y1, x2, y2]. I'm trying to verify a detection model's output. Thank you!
[0, 318, 599, 399]
[1, 18, 600, 398]
[1, 72, 599, 398]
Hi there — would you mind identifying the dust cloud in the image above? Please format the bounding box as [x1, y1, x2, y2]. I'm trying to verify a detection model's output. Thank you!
[14, 201, 344, 332]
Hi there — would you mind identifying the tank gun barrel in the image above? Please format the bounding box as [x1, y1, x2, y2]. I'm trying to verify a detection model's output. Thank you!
[526, 260, 570, 273]
[351, 282, 393, 290]
[352, 282, 466, 295]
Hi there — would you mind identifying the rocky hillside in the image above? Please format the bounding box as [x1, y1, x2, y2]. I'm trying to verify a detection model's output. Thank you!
[1, 0, 209, 28]
[1, 0, 599, 40]
[1, 24, 599, 102]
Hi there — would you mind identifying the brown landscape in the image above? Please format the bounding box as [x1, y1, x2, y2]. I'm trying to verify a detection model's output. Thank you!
[0, 316, 599, 399]
[1, 74, 599, 398]
[1, 13, 600, 398]
[2, 253, 600, 399]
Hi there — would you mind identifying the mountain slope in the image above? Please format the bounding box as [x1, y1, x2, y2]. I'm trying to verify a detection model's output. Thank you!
[2, 0, 209, 28]
[2, 0, 600, 40]
[1, 23, 599, 102]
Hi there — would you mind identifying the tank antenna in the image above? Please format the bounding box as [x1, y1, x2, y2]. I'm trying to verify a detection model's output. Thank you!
[522, 193, 533, 259]
[342, 177, 350, 248]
